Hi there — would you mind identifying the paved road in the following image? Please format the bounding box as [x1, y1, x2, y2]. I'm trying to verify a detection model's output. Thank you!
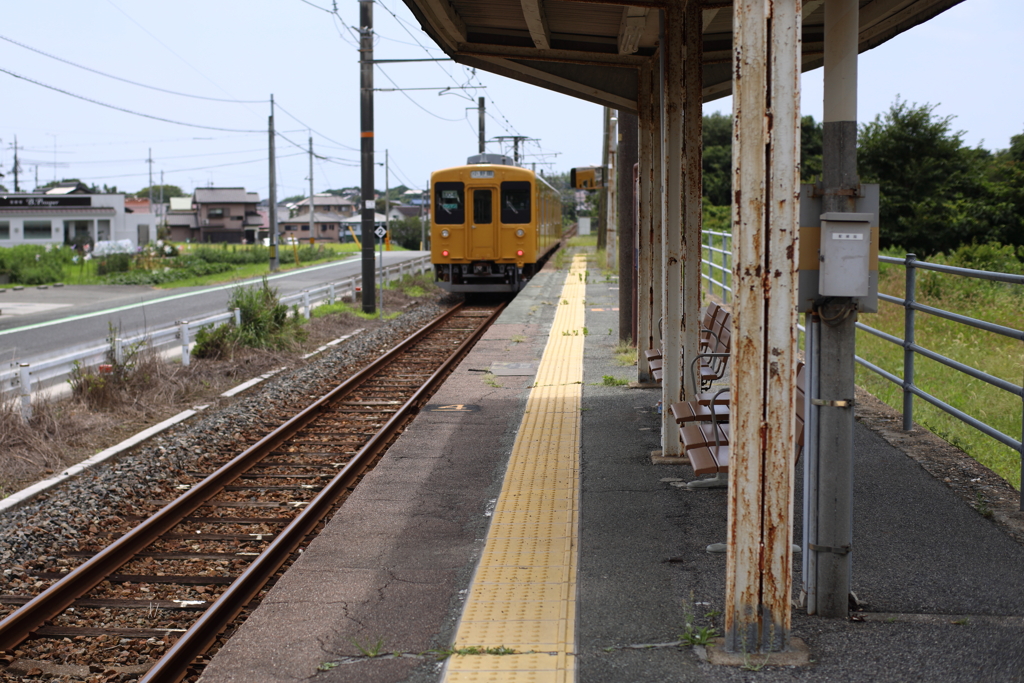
[0, 251, 429, 361]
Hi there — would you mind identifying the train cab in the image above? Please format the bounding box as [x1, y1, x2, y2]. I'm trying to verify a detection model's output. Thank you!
[431, 155, 562, 293]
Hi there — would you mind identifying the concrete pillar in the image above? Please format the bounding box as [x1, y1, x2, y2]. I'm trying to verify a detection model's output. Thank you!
[725, 0, 801, 653]
[813, 0, 859, 618]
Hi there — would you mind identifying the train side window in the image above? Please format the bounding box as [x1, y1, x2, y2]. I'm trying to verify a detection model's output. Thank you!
[434, 182, 465, 224]
[473, 189, 492, 224]
[501, 181, 531, 224]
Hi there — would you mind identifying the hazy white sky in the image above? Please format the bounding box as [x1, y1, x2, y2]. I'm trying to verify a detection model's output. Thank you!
[1, 0, 1019, 200]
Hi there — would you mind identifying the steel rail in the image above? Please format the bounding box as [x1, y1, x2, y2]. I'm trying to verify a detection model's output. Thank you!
[0, 302, 500, 658]
[141, 301, 504, 683]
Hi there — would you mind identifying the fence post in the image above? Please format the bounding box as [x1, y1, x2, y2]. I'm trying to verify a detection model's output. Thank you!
[114, 338, 125, 366]
[328, 283, 336, 306]
[903, 254, 917, 431]
[233, 308, 241, 327]
[18, 363, 31, 423]
[178, 321, 191, 367]
[302, 290, 311, 319]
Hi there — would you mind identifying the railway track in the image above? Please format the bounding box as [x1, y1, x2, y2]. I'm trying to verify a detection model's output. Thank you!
[0, 301, 503, 683]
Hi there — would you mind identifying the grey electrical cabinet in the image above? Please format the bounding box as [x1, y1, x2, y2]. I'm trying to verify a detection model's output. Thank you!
[819, 213, 873, 297]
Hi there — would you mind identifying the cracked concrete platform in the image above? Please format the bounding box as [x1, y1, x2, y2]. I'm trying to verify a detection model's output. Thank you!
[200, 266, 1024, 683]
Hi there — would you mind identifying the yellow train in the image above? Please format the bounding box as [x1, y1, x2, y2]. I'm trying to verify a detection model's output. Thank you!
[431, 155, 562, 293]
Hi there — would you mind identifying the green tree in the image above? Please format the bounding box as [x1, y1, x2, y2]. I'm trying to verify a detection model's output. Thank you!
[858, 99, 1005, 254]
[388, 216, 426, 249]
[700, 113, 824, 207]
[133, 184, 186, 200]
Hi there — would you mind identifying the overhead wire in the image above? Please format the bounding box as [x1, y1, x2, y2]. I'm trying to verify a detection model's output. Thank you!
[0, 67, 263, 133]
[0, 34, 265, 104]
[73, 152, 304, 181]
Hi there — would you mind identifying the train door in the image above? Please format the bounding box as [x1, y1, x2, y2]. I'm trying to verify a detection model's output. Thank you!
[469, 187, 496, 259]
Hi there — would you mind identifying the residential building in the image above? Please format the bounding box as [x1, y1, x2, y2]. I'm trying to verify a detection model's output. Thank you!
[386, 205, 423, 223]
[295, 194, 356, 218]
[0, 189, 155, 248]
[280, 212, 348, 243]
[193, 187, 262, 243]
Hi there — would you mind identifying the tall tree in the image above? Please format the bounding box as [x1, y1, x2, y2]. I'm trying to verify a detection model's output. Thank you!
[858, 99, 1005, 254]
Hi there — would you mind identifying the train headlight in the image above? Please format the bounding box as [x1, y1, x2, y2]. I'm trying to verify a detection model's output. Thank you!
[442, 250, 449, 257]
[441, 229, 450, 238]
[515, 229, 525, 238]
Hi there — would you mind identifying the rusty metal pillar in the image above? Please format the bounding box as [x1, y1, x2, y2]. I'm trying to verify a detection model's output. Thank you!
[618, 109, 638, 344]
[725, 0, 801, 654]
[811, 0, 859, 619]
[637, 59, 656, 382]
[660, 2, 684, 456]
[681, 0, 702, 400]
[651, 57, 664, 381]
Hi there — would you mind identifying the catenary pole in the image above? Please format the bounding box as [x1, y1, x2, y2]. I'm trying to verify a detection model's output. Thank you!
[268, 95, 279, 271]
[478, 97, 486, 154]
[359, 0, 377, 313]
[309, 135, 315, 242]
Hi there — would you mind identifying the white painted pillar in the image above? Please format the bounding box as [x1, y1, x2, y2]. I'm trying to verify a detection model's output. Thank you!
[724, 0, 801, 654]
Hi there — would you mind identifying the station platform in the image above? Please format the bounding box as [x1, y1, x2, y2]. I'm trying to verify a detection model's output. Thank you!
[200, 254, 1024, 683]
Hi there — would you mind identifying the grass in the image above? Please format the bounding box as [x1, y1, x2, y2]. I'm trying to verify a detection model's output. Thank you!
[856, 251, 1023, 489]
[602, 375, 628, 386]
[613, 340, 637, 366]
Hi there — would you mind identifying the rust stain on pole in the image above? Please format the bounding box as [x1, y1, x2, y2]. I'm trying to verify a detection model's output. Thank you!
[725, 0, 801, 654]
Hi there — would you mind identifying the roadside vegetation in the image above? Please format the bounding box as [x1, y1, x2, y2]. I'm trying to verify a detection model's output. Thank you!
[0, 241, 396, 289]
[0, 271, 441, 497]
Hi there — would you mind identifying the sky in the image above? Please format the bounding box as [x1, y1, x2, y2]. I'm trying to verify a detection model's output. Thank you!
[0, 0, 1020, 202]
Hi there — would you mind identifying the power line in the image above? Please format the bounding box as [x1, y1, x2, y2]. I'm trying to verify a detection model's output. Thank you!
[274, 101, 359, 151]
[0, 67, 263, 133]
[72, 152, 304, 181]
[105, 0, 246, 106]
[0, 34, 265, 104]
[374, 65, 464, 122]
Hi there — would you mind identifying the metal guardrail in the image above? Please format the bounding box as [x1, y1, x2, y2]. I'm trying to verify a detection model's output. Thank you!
[702, 236, 1024, 487]
[2, 255, 432, 421]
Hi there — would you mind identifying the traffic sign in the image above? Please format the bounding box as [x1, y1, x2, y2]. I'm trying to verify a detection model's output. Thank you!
[374, 226, 387, 239]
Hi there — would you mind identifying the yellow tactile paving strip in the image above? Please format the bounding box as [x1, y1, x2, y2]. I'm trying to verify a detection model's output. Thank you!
[442, 255, 587, 683]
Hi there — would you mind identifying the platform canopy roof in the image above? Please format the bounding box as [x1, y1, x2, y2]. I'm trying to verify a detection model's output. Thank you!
[399, 0, 965, 111]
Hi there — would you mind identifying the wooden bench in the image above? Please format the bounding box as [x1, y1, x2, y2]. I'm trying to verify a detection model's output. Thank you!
[677, 364, 805, 489]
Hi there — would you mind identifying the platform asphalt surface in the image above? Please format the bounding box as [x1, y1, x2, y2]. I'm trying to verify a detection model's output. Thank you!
[199, 261, 1024, 683]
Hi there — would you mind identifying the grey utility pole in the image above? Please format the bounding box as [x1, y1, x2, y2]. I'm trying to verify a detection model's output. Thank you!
[617, 110, 637, 345]
[308, 135, 315, 242]
[268, 95, 280, 271]
[147, 148, 154, 216]
[478, 97, 486, 153]
[598, 107, 610, 251]
[812, 0, 860, 618]
[359, 0, 377, 313]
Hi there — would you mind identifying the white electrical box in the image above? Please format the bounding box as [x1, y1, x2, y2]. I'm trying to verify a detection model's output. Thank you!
[819, 212, 873, 297]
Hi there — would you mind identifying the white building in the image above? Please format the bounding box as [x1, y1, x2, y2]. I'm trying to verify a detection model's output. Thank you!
[0, 192, 155, 248]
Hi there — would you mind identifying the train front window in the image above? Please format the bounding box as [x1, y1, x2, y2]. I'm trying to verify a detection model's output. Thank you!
[473, 189, 492, 224]
[434, 182, 465, 224]
[501, 182, 531, 224]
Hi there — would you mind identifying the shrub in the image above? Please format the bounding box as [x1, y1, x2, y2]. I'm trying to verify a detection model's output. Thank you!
[96, 253, 133, 275]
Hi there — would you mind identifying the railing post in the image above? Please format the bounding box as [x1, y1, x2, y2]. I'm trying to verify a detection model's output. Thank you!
[724, 233, 732, 304]
[903, 253, 917, 431]
[233, 308, 241, 327]
[302, 290, 311, 319]
[114, 338, 125, 366]
[18, 363, 31, 423]
[178, 321, 191, 367]
[328, 283, 336, 306]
